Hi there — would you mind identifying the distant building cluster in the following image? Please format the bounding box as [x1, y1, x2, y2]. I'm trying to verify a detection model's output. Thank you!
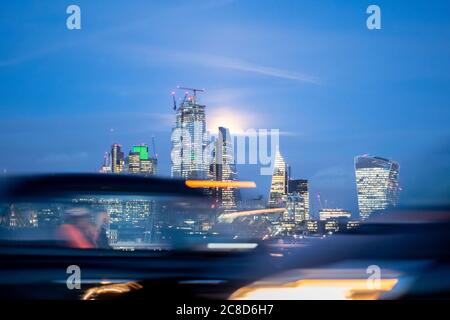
[89, 88, 401, 243]
[99, 143, 157, 176]
[1, 87, 402, 245]
[263, 149, 400, 237]
[168, 89, 241, 232]
[0, 83, 403, 249]
[265, 149, 311, 232]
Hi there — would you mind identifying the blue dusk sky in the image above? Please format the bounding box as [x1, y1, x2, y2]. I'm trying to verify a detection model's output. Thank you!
[0, 0, 449, 216]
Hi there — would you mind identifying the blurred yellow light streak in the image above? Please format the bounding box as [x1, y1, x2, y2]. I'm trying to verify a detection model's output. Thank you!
[185, 180, 256, 189]
[230, 278, 398, 300]
[82, 281, 143, 300]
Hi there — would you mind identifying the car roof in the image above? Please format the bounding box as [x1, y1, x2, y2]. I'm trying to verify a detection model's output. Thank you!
[0, 173, 205, 202]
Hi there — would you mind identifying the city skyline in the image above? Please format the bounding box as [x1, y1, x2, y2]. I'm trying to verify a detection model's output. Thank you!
[96, 94, 402, 220]
[1, 0, 449, 215]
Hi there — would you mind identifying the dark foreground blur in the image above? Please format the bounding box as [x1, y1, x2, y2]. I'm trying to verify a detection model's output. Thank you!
[0, 174, 449, 300]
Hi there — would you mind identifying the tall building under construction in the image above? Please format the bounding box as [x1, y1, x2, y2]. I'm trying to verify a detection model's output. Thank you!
[171, 88, 209, 180]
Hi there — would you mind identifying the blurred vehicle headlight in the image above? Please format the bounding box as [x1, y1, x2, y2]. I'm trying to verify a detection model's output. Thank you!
[230, 278, 398, 300]
[230, 267, 402, 300]
[82, 281, 143, 300]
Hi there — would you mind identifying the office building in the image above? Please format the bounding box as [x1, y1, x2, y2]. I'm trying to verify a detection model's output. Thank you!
[288, 179, 310, 220]
[212, 127, 238, 212]
[127, 144, 157, 176]
[111, 143, 125, 173]
[171, 93, 209, 179]
[319, 208, 352, 221]
[355, 155, 400, 220]
[268, 148, 289, 208]
[282, 193, 308, 231]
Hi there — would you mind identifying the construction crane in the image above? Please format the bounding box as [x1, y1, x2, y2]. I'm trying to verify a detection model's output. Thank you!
[317, 192, 324, 210]
[177, 86, 205, 98]
[171, 86, 205, 111]
[177, 86, 205, 105]
[171, 90, 189, 111]
[170, 86, 205, 177]
[151, 136, 157, 158]
[171, 91, 177, 110]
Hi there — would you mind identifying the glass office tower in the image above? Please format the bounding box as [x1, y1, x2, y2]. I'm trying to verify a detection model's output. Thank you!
[355, 155, 400, 220]
[171, 97, 209, 179]
[212, 127, 238, 212]
[288, 179, 310, 220]
[268, 148, 289, 208]
[111, 143, 125, 173]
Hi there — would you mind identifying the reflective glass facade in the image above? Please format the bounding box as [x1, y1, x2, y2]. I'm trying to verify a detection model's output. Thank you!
[171, 99, 209, 179]
[355, 155, 400, 220]
[212, 127, 238, 212]
[268, 149, 289, 208]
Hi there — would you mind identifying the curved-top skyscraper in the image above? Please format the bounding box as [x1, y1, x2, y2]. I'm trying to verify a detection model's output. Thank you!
[354, 155, 400, 220]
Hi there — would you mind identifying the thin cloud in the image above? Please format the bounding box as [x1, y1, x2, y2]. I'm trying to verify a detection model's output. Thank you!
[210, 56, 318, 83]
[166, 50, 319, 84]
[0, 45, 67, 67]
[121, 44, 319, 84]
[0, 19, 151, 67]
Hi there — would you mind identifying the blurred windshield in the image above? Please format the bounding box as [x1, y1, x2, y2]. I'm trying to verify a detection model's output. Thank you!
[0, 190, 220, 250]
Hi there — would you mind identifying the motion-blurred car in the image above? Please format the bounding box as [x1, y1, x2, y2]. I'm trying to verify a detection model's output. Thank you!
[0, 174, 449, 300]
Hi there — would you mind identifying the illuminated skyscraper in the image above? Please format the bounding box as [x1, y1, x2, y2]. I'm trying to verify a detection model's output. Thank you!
[140, 158, 157, 175]
[127, 144, 157, 175]
[268, 148, 289, 208]
[212, 127, 238, 212]
[355, 155, 400, 220]
[111, 143, 125, 173]
[171, 93, 209, 179]
[81, 198, 155, 244]
[288, 179, 310, 220]
[283, 193, 307, 226]
[127, 151, 141, 174]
